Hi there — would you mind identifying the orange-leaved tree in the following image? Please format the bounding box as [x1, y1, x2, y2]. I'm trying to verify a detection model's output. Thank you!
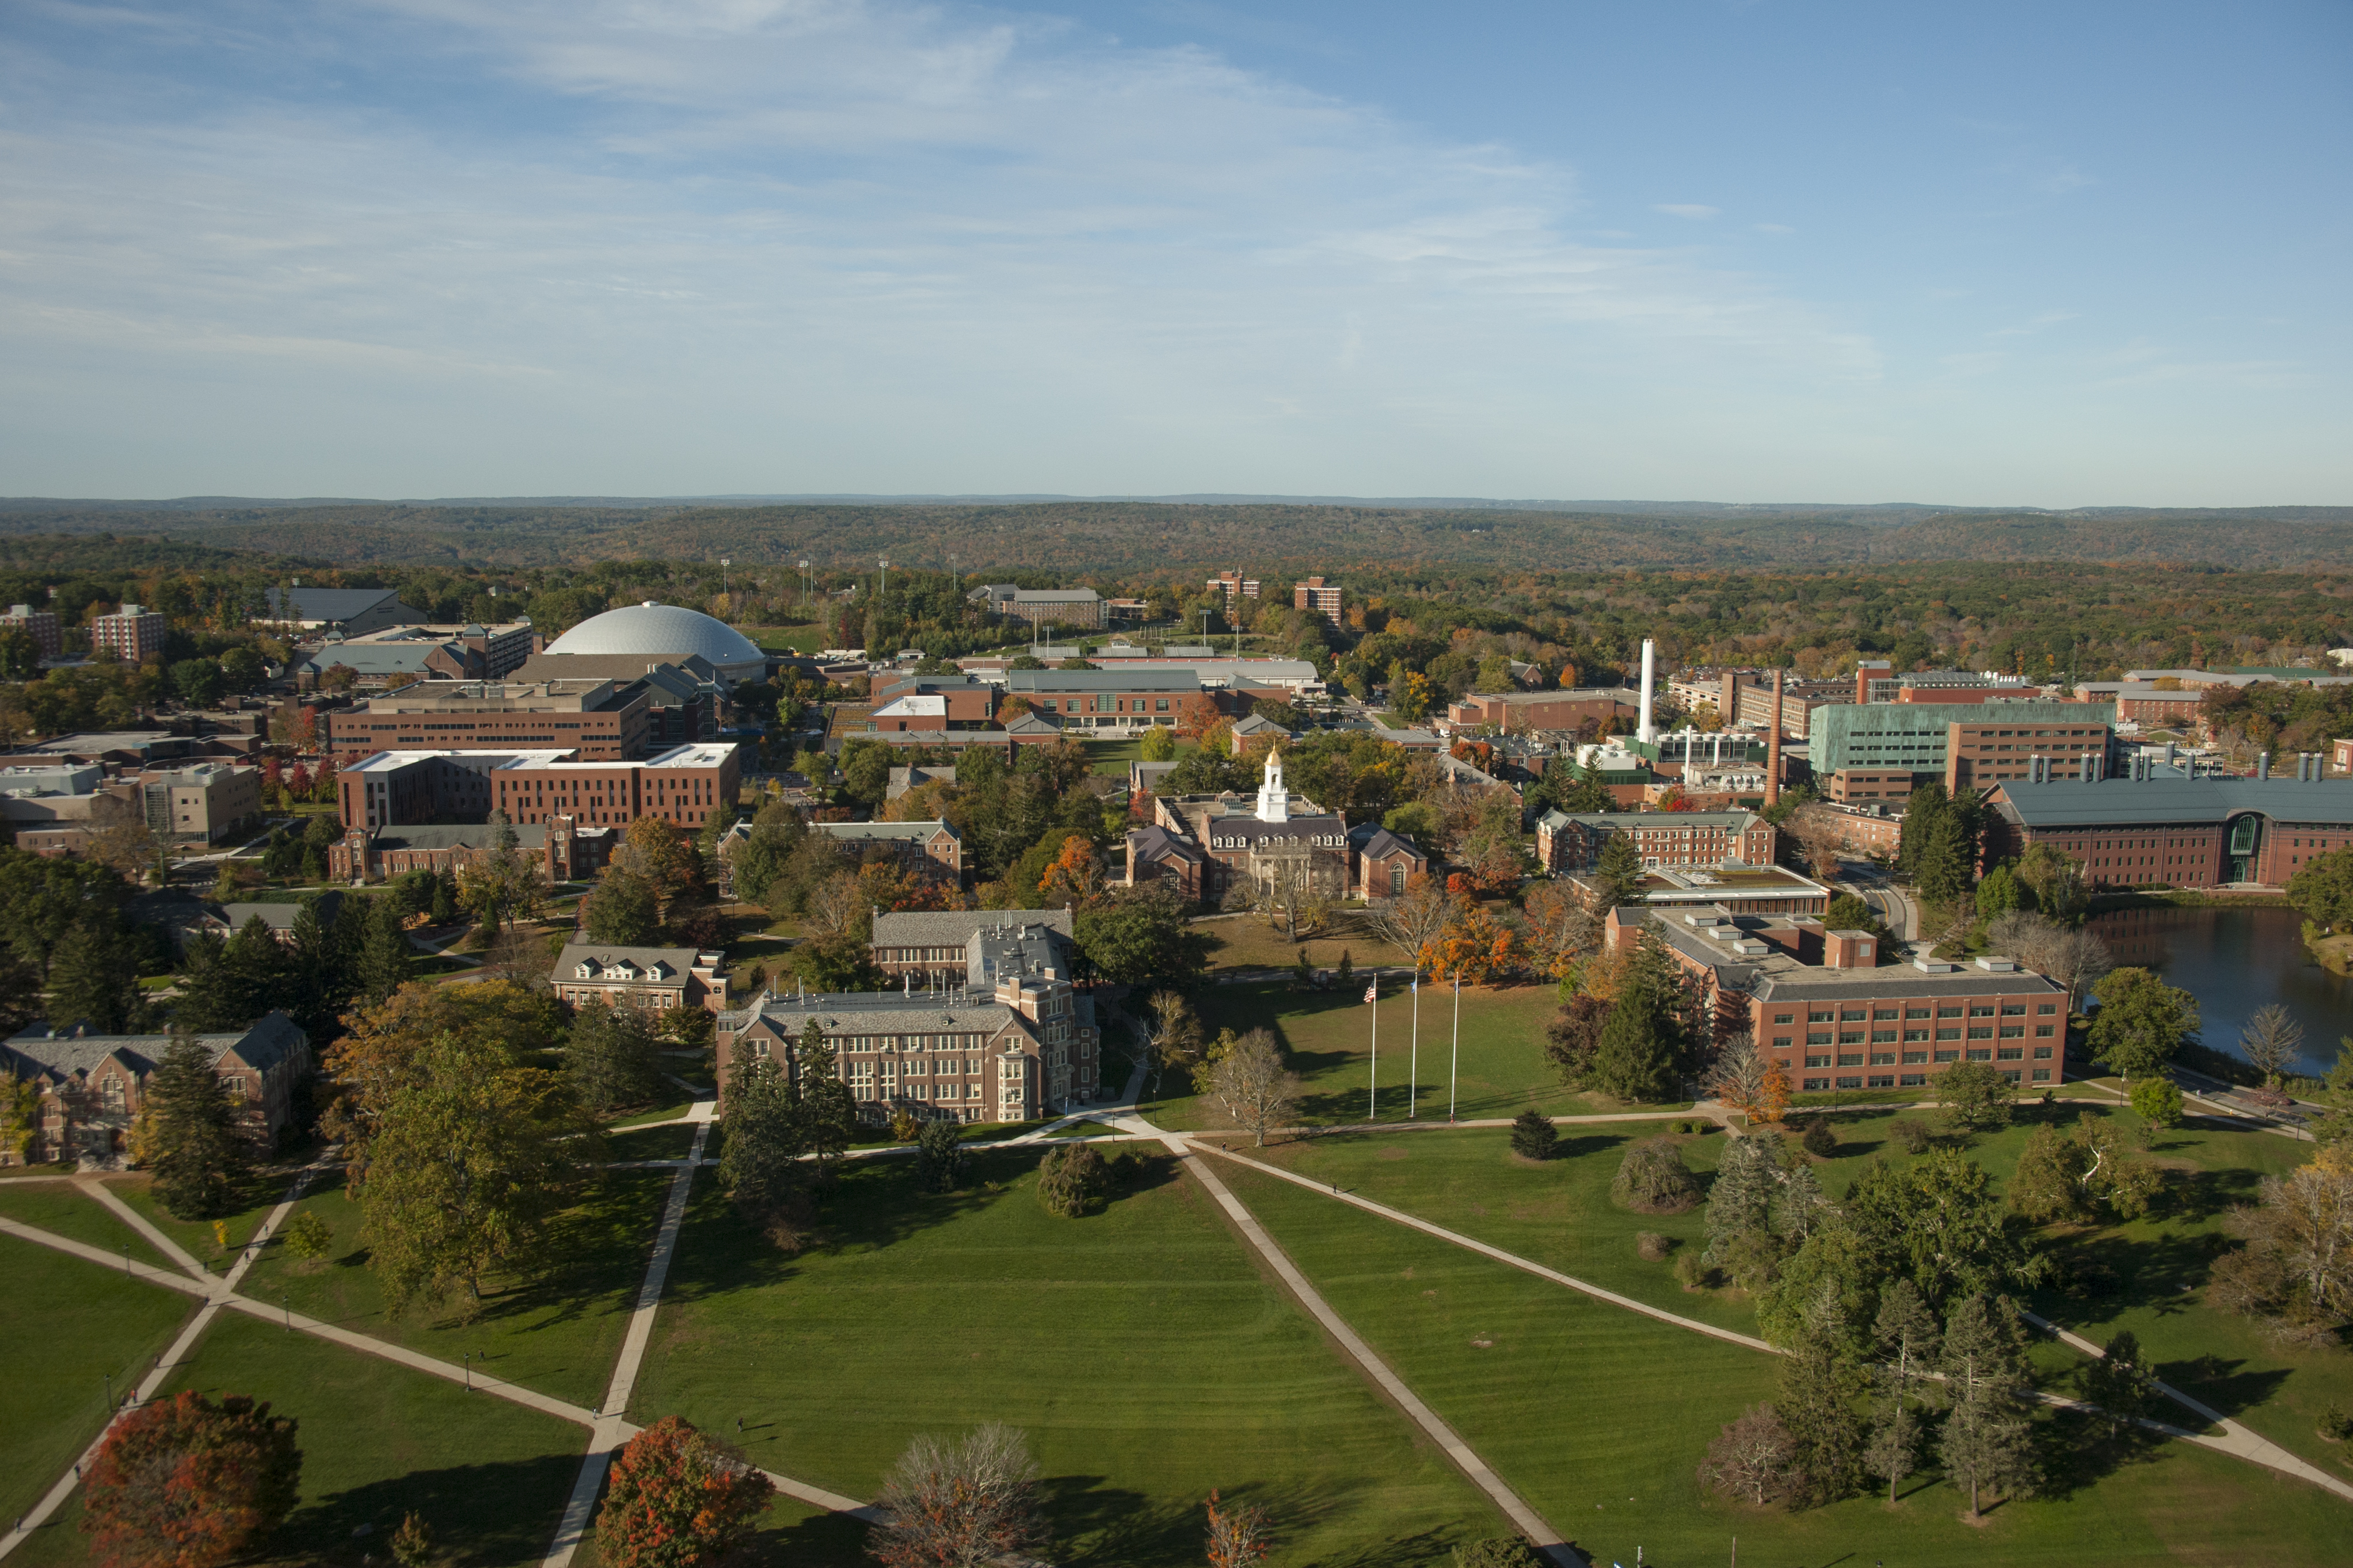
[596, 1416, 774, 1568]
[1038, 837, 1103, 906]
[1423, 901, 1518, 984]
[82, 1391, 301, 1568]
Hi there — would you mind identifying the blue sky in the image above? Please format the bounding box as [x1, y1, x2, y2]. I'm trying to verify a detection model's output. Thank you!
[1, 0, 2346, 503]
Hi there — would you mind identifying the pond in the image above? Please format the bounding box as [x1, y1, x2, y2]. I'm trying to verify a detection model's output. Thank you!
[2088, 903, 2353, 1078]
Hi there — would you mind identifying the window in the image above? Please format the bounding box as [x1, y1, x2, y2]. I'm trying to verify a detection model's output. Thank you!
[1937, 1005, 1963, 1018]
[1807, 1032, 1832, 1046]
[1969, 1005, 1995, 1017]
[1902, 1028, 1929, 1043]
[2034, 1024, 2056, 1038]
[1998, 1025, 2025, 1039]
[1900, 1073, 1927, 1087]
[2032, 1046, 2054, 1060]
[1870, 1051, 1896, 1066]
[1803, 1077, 1830, 1091]
[1967, 1048, 1993, 1062]
[1904, 1007, 1932, 1020]
[1808, 1010, 1833, 1023]
[1772, 1013, 1795, 1025]
[1805, 1054, 1832, 1069]
[1968, 1027, 1994, 1040]
[1840, 1009, 1867, 1022]
[1835, 1075, 1863, 1089]
[1772, 1037, 1793, 1049]
[2036, 1003, 2058, 1016]
[1836, 1052, 1863, 1067]
[1868, 1074, 1895, 1088]
[1838, 1031, 1864, 1045]
[2000, 1004, 2026, 1017]
[1935, 1027, 1960, 1041]
[1996, 1047, 2024, 1061]
[1902, 1050, 1928, 1065]
[2031, 1069, 2051, 1082]
[1934, 1049, 1959, 1063]
[1871, 1029, 1897, 1043]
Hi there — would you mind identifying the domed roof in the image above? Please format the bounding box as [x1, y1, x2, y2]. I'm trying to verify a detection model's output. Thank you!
[543, 601, 767, 678]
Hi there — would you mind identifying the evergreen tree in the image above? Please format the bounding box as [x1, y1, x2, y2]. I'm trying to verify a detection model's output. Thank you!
[1769, 1159, 1830, 1243]
[355, 894, 414, 1007]
[1938, 1292, 2038, 1517]
[147, 1035, 250, 1218]
[47, 914, 145, 1033]
[916, 1116, 965, 1193]
[429, 871, 458, 925]
[1916, 808, 1976, 911]
[718, 1041, 804, 1219]
[795, 1020, 856, 1185]
[1589, 933, 1684, 1102]
[283, 896, 340, 1032]
[1776, 1285, 1864, 1507]
[1897, 783, 1947, 879]
[567, 1002, 663, 1113]
[1704, 1131, 1781, 1263]
[1593, 832, 1646, 908]
[1974, 863, 2023, 920]
[2079, 1328, 2156, 1435]
[585, 869, 661, 945]
[1509, 1107, 1559, 1161]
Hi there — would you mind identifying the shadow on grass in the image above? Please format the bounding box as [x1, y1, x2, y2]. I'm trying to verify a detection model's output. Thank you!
[1044, 1474, 1469, 1568]
[2034, 1403, 2171, 1501]
[281, 1454, 581, 1568]
[2041, 1226, 2233, 1323]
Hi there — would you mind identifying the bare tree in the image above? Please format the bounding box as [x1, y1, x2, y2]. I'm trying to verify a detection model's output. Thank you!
[1145, 990, 1204, 1085]
[870, 1423, 1050, 1568]
[1204, 1488, 1273, 1567]
[2239, 1004, 2306, 1088]
[1990, 911, 2112, 1012]
[1697, 1403, 1801, 1508]
[1247, 841, 1341, 941]
[1365, 875, 1457, 972]
[1705, 1032, 1787, 1124]
[1787, 809, 1846, 880]
[1205, 1028, 1301, 1146]
[805, 868, 868, 940]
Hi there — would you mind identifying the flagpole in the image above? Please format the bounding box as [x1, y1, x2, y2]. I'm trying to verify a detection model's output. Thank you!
[1449, 967, 1461, 1123]
[1408, 973, 1420, 1120]
[1367, 978, 1379, 1121]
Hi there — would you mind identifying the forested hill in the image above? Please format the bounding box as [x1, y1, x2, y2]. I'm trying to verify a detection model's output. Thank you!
[0, 499, 2347, 575]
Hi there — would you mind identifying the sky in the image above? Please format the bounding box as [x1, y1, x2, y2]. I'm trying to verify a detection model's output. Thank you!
[1, 1, 2347, 505]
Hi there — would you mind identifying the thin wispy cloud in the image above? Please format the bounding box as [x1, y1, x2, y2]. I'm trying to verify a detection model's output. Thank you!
[1654, 203, 1720, 220]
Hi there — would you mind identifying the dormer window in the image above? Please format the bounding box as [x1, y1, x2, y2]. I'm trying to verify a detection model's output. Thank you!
[575, 962, 596, 979]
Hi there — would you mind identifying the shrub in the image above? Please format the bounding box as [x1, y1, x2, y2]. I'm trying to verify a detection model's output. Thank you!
[1636, 1231, 1673, 1262]
[1698, 1403, 1800, 1506]
[889, 1109, 921, 1143]
[1890, 1117, 1932, 1154]
[1673, 1251, 1717, 1290]
[1035, 1144, 1110, 1218]
[2318, 1403, 2353, 1442]
[915, 1118, 965, 1194]
[390, 1511, 435, 1568]
[1509, 1108, 1559, 1161]
[1610, 1137, 1701, 1213]
[281, 1210, 333, 1262]
[1798, 1116, 1838, 1157]
[1454, 1540, 1545, 1567]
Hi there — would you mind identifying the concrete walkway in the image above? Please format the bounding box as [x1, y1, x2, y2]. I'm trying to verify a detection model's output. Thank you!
[541, 1118, 712, 1568]
[1161, 1135, 1580, 1567]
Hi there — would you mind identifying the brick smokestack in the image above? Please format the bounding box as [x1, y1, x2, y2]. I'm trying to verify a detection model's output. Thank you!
[1765, 669, 1784, 807]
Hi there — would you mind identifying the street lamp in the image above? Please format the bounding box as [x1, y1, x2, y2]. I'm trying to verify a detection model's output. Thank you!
[879, 557, 889, 601]
[798, 559, 810, 610]
[719, 559, 731, 599]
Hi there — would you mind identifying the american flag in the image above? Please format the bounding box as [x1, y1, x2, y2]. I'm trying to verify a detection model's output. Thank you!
[1362, 980, 1379, 1004]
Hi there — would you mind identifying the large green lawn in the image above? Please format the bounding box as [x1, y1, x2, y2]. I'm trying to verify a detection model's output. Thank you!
[626, 1144, 1506, 1565]
[1218, 1161, 2353, 1566]
[7, 1311, 588, 1568]
[104, 1169, 298, 1273]
[0, 1180, 173, 1269]
[1229, 1102, 2353, 1490]
[231, 1166, 674, 1409]
[0, 1237, 199, 1527]
[1141, 979, 1647, 1131]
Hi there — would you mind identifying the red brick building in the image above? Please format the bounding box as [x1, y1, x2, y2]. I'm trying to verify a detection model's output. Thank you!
[1983, 775, 2353, 888]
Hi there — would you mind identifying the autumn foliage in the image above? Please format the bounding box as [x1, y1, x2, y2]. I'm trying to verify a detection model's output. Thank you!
[596, 1416, 774, 1568]
[82, 1391, 302, 1568]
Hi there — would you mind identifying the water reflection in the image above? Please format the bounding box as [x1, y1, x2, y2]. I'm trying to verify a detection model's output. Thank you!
[2087, 905, 2353, 1078]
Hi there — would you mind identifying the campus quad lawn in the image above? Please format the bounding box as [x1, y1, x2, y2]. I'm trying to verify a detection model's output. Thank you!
[1217, 1162, 2353, 1568]
[606, 1097, 699, 1129]
[1140, 979, 1634, 1131]
[1240, 1104, 2353, 1481]
[105, 1169, 294, 1271]
[602, 1123, 700, 1162]
[0, 1180, 173, 1269]
[231, 1166, 674, 1409]
[629, 1146, 1507, 1566]
[0, 1237, 198, 1528]
[1191, 910, 1412, 975]
[7, 1311, 588, 1568]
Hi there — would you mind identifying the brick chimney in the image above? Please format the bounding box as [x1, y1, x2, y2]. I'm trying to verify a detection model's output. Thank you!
[1764, 669, 1785, 807]
[1823, 929, 1876, 970]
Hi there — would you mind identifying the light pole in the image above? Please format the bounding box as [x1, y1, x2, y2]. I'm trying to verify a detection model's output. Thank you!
[798, 559, 810, 611]
[719, 558, 730, 600]
[879, 556, 889, 601]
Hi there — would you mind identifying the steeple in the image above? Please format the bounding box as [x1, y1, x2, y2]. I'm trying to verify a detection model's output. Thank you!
[1255, 749, 1289, 823]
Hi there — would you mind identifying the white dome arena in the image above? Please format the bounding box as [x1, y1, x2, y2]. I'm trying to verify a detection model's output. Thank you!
[542, 601, 768, 681]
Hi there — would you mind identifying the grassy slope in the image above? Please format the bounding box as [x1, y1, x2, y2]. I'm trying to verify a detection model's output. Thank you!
[7, 1311, 588, 1568]
[1218, 1162, 2352, 1567]
[0, 1182, 173, 1269]
[1141, 980, 1643, 1132]
[624, 1145, 1503, 1566]
[601, 1124, 700, 1163]
[0, 1238, 199, 1527]
[1193, 910, 1412, 975]
[231, 1167, 672, 1410]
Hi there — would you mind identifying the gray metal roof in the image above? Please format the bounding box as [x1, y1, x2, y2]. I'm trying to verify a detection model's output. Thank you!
[1005, 670, 1201, 694]
[816, 819, 959, 842]
[4, 1012, 308, 1081]
[723, 993, 1029, 1037]
[871, 909, 1071, 946]
[1998, 776, 2353, 828]
[222, 892, 345, 931]
[265, 587, 412, 622]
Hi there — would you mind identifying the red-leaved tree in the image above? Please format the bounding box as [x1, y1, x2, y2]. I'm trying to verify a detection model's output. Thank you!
[595, 1416, 774, 1568]
[869, 1423, 1050, 1568]
[81, 1391, 302, 1568]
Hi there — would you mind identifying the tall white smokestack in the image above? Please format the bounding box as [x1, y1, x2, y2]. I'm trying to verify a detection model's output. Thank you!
[1637, 638, 1658, 743]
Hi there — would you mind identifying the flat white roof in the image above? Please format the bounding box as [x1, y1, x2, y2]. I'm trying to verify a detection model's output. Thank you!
[346, 743, 736, 775]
